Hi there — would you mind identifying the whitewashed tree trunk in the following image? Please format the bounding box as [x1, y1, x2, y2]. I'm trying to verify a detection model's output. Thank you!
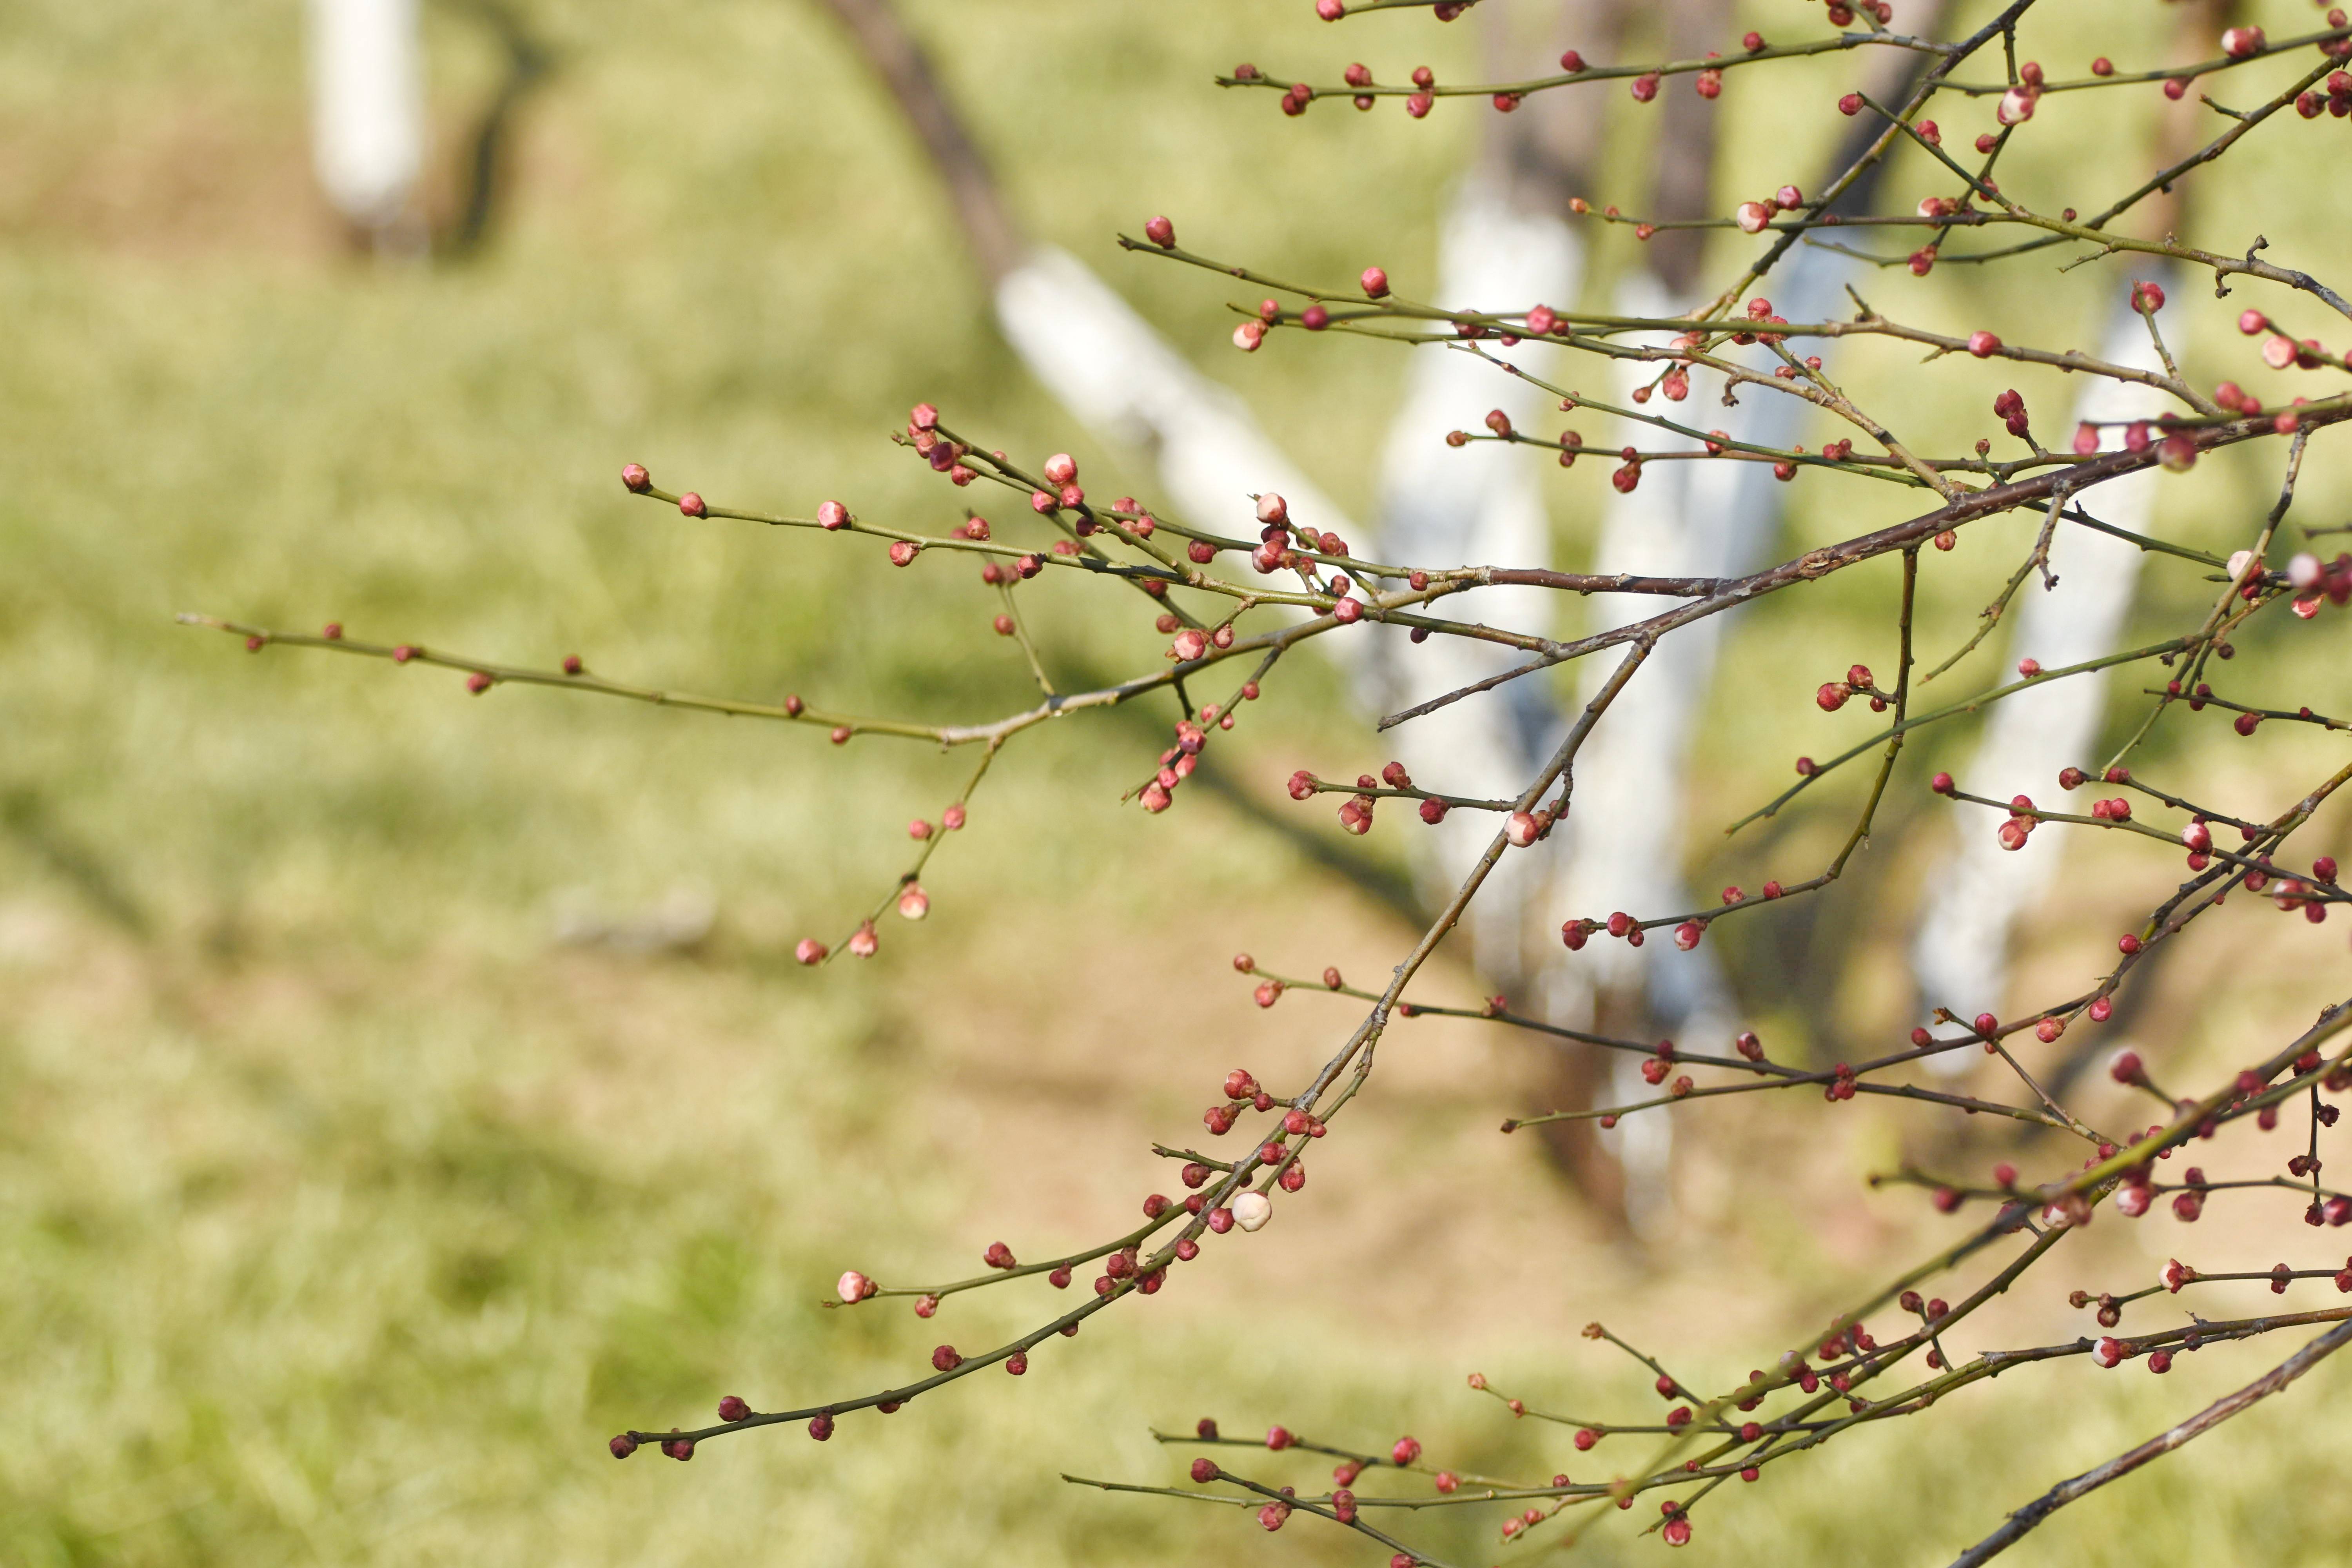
[1355, 176, 1583, 989]
[305, 0, 427, 254]
[994, 248, 1358, 547]
[1909, 281, 2175, 1058]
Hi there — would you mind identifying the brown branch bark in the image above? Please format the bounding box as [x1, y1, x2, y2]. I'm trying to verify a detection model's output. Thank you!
[1946, 1316, 2352, 1568]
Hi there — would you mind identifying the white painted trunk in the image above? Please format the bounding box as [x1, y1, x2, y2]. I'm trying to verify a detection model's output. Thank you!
[306, 0, 425, 237]
[1909, 283, 2174, 1059]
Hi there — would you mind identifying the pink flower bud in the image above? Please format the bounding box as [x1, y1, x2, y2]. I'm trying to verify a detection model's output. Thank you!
[621, 463, 650, 492]
[1144, 216, 1176, 247]
[719, 1395, 751, 1422]
[1256, 494, 1289, 526]
[678, 492, 706, 517]
[848, 921, 878, 958]
[1967, 330, 2001, 358]
[2221, 26, 2265, 58]
[897, 886, 929, 921]
[1392, 1436, 1422, 1466]
[1735, 201, 1771, 233]
[1505, 811, 1539, 847]
[1361, 266, 1390, 297]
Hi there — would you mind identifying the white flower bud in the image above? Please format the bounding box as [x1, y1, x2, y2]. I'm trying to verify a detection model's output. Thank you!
[1232, 1191, 1272, 1232]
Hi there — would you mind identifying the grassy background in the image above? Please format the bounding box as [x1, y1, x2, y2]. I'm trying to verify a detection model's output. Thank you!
[6, 0, 2352, 1563]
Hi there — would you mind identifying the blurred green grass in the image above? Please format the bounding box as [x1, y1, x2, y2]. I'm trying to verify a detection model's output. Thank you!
[7, 0, 2352, 1563]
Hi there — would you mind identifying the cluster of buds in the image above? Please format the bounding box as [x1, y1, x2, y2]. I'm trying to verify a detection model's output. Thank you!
[201, 6, 2352, 1558]
[1815, 662, 1887, 714]
[1734, 183, 1804, 234]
